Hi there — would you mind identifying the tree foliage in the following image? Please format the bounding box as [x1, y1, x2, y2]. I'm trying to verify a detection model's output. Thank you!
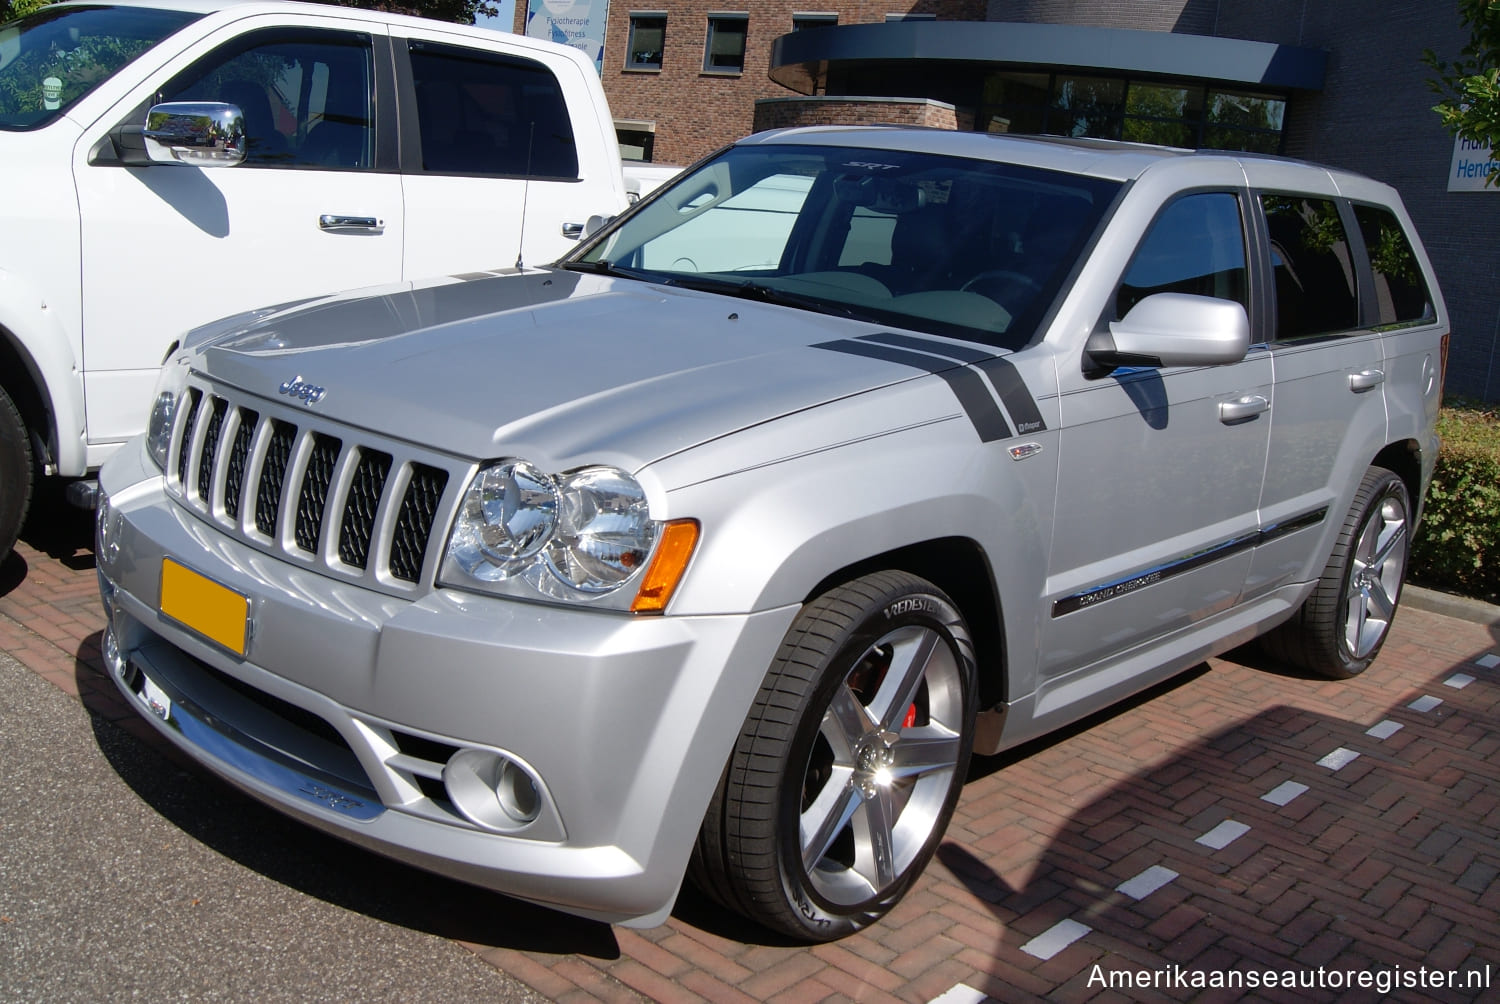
[1424, 0, 1500, 183]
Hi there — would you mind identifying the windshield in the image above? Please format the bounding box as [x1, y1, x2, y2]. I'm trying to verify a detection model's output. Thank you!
[0, 4, 200, 130]
[570, 142, 1121, 349]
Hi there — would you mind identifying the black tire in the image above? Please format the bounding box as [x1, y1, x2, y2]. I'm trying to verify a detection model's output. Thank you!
[0, 385, 33, 563]
[1261, 466, 1411, 679]
[691, 570, 977, 941]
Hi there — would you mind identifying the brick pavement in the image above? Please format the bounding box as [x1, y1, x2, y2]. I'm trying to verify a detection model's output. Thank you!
[4, 489, 1499, 1003]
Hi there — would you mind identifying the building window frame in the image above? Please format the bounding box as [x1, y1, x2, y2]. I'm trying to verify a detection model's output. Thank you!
[703, 13, 748, 75]
[625, 12, 666, 72]
[792, 11, 838, 31]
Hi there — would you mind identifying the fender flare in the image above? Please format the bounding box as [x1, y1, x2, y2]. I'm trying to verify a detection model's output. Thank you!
[0, 268, 86, 477]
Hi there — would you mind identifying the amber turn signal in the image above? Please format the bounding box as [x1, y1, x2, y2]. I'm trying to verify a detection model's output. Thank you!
[631, 519, 700, 614]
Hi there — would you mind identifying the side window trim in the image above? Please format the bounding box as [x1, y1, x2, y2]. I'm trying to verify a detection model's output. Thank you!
[152, 25, 380, 171]
[1252, 188, 1364, 344]
[1109, 185, 1257, 338]
[394, 38, 582, 182]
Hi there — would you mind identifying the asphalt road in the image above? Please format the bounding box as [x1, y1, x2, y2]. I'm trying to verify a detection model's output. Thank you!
[0, 648, 545, 1004]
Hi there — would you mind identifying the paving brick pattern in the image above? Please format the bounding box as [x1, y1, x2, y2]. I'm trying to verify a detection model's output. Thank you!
[5, 497, 1499, 1002]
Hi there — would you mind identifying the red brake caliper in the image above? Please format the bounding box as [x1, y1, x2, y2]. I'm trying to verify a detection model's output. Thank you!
[902, 704, 917, 728]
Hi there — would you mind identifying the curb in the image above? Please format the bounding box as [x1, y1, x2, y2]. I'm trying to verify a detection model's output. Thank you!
[1404, 583, 1500, 626]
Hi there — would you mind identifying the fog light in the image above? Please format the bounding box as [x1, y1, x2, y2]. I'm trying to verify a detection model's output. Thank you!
[443, 748, 543, 830]
[102, 624, 127, 679]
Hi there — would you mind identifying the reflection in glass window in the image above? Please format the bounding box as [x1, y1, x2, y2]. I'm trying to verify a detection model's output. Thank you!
[1354, 205, 1433, 326]
[1123, 83, 1201, 148]
[162, 28, 374, 169]
[1203, 90, 1285, 153]
[1117, 192, 1247, 319]
[703, 16, 747, 74]
[626, 15, 666, 70]
[1262, 195, 1358, 339]
[409, 42, 577, 179]
[1052, 76, 1124, 139]
[792, 13, 837, 31]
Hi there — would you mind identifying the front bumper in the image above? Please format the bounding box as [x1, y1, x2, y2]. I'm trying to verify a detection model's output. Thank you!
[95, 443, 798, 926]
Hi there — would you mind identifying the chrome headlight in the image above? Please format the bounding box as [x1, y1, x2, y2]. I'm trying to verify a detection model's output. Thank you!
[441, 460, 664, 606]
[145, 355, 193, 470]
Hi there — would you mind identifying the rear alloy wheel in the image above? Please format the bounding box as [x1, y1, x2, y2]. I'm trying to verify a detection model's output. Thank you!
[0, 385, 33, 563]
[1263, 466, 1410, 679]
[691, 571, 976, 941]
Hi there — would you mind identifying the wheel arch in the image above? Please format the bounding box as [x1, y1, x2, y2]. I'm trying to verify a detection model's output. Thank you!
[0, 270, 86, 476]
[803, 536, 1008, 711]
[1371, 438, 1423, 518]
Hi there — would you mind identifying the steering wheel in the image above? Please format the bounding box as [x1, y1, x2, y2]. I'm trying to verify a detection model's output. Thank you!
[960, 269, 1042, 295]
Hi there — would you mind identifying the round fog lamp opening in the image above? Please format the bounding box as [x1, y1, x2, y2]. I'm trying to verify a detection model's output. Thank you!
[443, 748, 543, 830]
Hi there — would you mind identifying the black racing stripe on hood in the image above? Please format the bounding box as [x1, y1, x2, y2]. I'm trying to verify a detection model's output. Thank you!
[857, 333, 1048, 436]
[814, 339, 1013, 442]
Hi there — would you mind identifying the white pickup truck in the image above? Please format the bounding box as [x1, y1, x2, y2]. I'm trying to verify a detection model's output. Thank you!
[0, 0, 633, 558]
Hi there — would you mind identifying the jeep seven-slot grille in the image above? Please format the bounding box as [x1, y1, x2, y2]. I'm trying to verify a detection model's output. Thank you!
[170, 385, 453, 590]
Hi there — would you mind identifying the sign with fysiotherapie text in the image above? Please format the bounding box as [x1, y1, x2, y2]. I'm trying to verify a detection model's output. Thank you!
[526, 0, 608, 73]
[1448, 136, 1499, 191]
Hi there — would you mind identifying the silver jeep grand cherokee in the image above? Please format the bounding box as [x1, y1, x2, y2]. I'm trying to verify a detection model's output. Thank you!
[95, 127, 1447, 941]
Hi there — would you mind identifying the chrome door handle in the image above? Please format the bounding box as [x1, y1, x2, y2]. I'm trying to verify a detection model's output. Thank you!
[561, 221, 585, 239]
[1349, 368, 1385, 392]
[1219, 394, 1270, 423]
[319, 214, 385, 234]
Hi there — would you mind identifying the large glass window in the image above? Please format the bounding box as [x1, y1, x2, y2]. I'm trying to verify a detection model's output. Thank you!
[1354, 204, 1433, 327]
[703, 15, 747, 74]
[625, 14, 665, 71]
[162, 28, 374, 168]
[1052, 76, 1124, 140]
[1123, 83, 1202, 149]
[1205, 90, 1285, 154]
[1261, 195, 1358, 339]
[1, 5, 201, 130]
[409, 41, 577, 179]
[1117, 193, 1248, 319]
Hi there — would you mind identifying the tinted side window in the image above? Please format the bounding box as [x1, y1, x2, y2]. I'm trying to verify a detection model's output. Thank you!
[1116, 192, 1247, 319]
[1261, 194, 1358, 339]
[1354, 204, 1434, 326]
[409, 43, 578, 179]
[162, 29, 373, 169]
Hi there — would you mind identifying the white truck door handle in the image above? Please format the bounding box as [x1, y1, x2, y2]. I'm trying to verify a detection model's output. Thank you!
[1219, 394, 1270, 423]
[319, 214, 385, 234]
[1349, 369, 1385, 392]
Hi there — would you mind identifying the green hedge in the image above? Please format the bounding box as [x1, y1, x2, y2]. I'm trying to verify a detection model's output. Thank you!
[1410, 400, 1500, 604]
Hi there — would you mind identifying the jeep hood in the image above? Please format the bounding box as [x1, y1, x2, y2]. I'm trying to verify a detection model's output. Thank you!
[192, 268, 947, 470]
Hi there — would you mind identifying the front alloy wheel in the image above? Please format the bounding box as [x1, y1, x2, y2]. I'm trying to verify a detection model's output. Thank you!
[691, 571, 977, 941]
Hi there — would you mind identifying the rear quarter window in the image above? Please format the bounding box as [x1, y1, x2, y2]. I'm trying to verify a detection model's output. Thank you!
[1353, 204, 1434, 327]
[409, 41, 578, 180]
[1261, 194, 1358, 339]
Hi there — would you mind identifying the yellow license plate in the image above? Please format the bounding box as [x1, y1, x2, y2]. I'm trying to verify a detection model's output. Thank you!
[160, 558, 250, 656]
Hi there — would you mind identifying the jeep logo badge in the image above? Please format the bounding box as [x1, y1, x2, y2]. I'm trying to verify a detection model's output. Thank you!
[278, 376, 326, 406]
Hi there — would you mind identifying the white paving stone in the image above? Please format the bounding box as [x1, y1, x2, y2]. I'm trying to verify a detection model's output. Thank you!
[928, 985, 988, 1004]
[1317, 747, 1361, 771]
[1409, 695, 1443, 713]
[1446, 673, 1475, 690]
[1020, 919, 1091, 960]
[1196, 820, 1251, 850]
[1262, 780, 1310, 806]
[1116, 865, 1179, 900]
[1366, 719, 1404, 740]
[1476, 653, 1500, 670]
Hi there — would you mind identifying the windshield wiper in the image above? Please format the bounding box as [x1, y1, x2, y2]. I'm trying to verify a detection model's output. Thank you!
[558, 259, 674, 285]
[668, 275, 865, 320]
